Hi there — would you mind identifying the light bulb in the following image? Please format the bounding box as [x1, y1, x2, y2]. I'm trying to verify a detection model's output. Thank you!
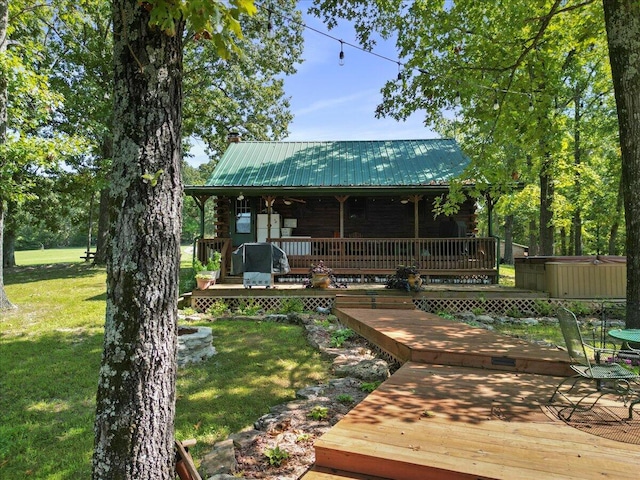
[455, 91, 461, 104]
[339, 41, 345, 66]
[493, 99, 499, 110]
[238, 193, 244, 201]
[528, 101, 534, 112]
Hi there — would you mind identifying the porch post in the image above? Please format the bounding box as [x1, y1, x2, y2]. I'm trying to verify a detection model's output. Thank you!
[335, 196, 349, 237]
[263, 196, 276, 240]
[486, 193, 494, 237]
[409, 195, 423, 238]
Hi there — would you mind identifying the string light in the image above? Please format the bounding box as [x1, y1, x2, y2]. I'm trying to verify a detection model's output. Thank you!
[257, 2, 555, 106]
[455, 91, 461, 104]
[528, 100, 534, 112]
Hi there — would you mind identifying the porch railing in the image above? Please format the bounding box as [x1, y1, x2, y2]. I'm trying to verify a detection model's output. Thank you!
[196, 237, 498, 282]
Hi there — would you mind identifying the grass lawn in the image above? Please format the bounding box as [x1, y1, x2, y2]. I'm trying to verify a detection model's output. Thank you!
[14, 247, 88, 266]
[1, 251, 330, 478]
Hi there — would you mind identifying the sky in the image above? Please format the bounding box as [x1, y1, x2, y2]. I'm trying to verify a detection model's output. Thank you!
[188, 8, 437, 166]
[282, 10, 435, 142]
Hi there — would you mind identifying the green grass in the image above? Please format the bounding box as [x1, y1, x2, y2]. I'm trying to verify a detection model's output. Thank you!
[14, 247, 88, 266]
[1, 253, 330, 478]
[498, 264, 515, 287]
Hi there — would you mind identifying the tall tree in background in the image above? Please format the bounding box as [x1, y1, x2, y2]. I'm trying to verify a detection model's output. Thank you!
[310, 0, 638, 326]
[603, 0, 640, 328]
[0, 0, 10, 310]
[92, 1, 255, 477]
[29, 0, 301, 264]
[1, 0, 85, 307]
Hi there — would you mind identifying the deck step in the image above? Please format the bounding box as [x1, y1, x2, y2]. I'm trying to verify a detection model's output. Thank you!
[334, 295, 416, 310]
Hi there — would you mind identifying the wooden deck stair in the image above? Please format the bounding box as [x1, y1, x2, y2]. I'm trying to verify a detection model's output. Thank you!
[333, 294, 417, 310]
[300, 306, 640, 480]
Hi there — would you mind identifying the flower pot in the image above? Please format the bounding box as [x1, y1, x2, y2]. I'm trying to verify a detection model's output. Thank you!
[407, 274, 422, 289]
[312, 273, 331, 289]
[201, 270, 220, 280]
[196, 277, 212, 290]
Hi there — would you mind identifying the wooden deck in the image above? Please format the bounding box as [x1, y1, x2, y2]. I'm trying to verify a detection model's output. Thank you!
[301, 301, 640, 480]
[333, 298, 573, 376]
[195, 236, 499, 283]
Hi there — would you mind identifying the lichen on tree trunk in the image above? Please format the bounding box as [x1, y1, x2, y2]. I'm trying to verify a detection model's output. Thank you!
[603, 0, 640, 328]
[92, 2, 184, 478]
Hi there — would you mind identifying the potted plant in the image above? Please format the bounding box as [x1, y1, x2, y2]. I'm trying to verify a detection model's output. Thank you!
[193, 251, 222, 288]
[195, 273, 213, 290]
[201, 251, 222, 281]
[309, 261, 333, 289]
[386, 265, 423, 291]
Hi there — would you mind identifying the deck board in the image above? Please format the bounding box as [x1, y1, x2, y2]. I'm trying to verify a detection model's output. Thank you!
[334, 306, 573, 376]
[301, 304, 639, 480]
[310, 363, 640, 480]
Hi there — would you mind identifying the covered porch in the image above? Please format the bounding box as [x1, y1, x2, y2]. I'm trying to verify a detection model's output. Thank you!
[196, 235, 498, 284]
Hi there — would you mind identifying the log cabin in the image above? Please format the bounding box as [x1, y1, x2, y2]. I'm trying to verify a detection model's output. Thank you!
[184, 137, 498, 284]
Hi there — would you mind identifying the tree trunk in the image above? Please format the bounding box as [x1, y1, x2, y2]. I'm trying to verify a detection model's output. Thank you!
[603, 0, 640, 328]
[0, 0, 14, 311]
[3, 199, 17, 268]
[608, 176, 624, 254]
[92, 1, 183, 478]
[2, 222, 15, 268]
[572, 88, 583, 256]
[0, 202, 16, 311]
[94, 188, 110, 265]
[539, 156, 555, 255]
[528, 219, 538, 256]
[503, 214, 514, 264]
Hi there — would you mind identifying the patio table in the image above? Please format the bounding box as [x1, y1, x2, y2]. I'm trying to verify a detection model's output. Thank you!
[608, 329, 640, 351]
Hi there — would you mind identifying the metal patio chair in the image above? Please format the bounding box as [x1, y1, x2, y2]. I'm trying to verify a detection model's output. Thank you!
[549, 307, 639, 420]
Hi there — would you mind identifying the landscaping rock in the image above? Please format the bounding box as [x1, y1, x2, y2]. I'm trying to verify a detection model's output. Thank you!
[177, 326, 217, 367]
[334, 358, 390, 382]
[199, 439, 237, 477]
[476, 314, 495, 324]
[228, 428, 262, 450]
[457, 311, 477, 322]
[304, 325, 330, 349]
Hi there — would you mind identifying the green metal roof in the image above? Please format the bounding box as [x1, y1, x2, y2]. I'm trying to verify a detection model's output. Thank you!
[205, 139, 470, 189]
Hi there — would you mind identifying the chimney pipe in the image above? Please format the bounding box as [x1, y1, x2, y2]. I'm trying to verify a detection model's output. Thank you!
[227, 132, 241, 143]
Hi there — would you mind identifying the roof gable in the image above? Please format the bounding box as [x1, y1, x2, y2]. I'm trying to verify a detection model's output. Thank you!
[206, 139, 470, 188]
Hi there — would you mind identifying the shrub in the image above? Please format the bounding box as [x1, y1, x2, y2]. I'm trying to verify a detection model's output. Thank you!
[330, 328, 354, 347]
[236, 299, 262, 316]
[307, 406, 329, 420]
[436, 311, 455, 321]
[360, 381, 381, 393]
[207, 300, 228, 317]
[504, 306, 522, 318]
[336, 394, 354, 404]
[280, 297, 304, 314]
[569, 301, 592, 316]
[264, 445, 289, 467]
[534, 299, 556, 316]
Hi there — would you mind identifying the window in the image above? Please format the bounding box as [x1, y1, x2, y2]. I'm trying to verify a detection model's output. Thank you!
[347, 197, 366, 220]
[236, 198, 251, 234]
